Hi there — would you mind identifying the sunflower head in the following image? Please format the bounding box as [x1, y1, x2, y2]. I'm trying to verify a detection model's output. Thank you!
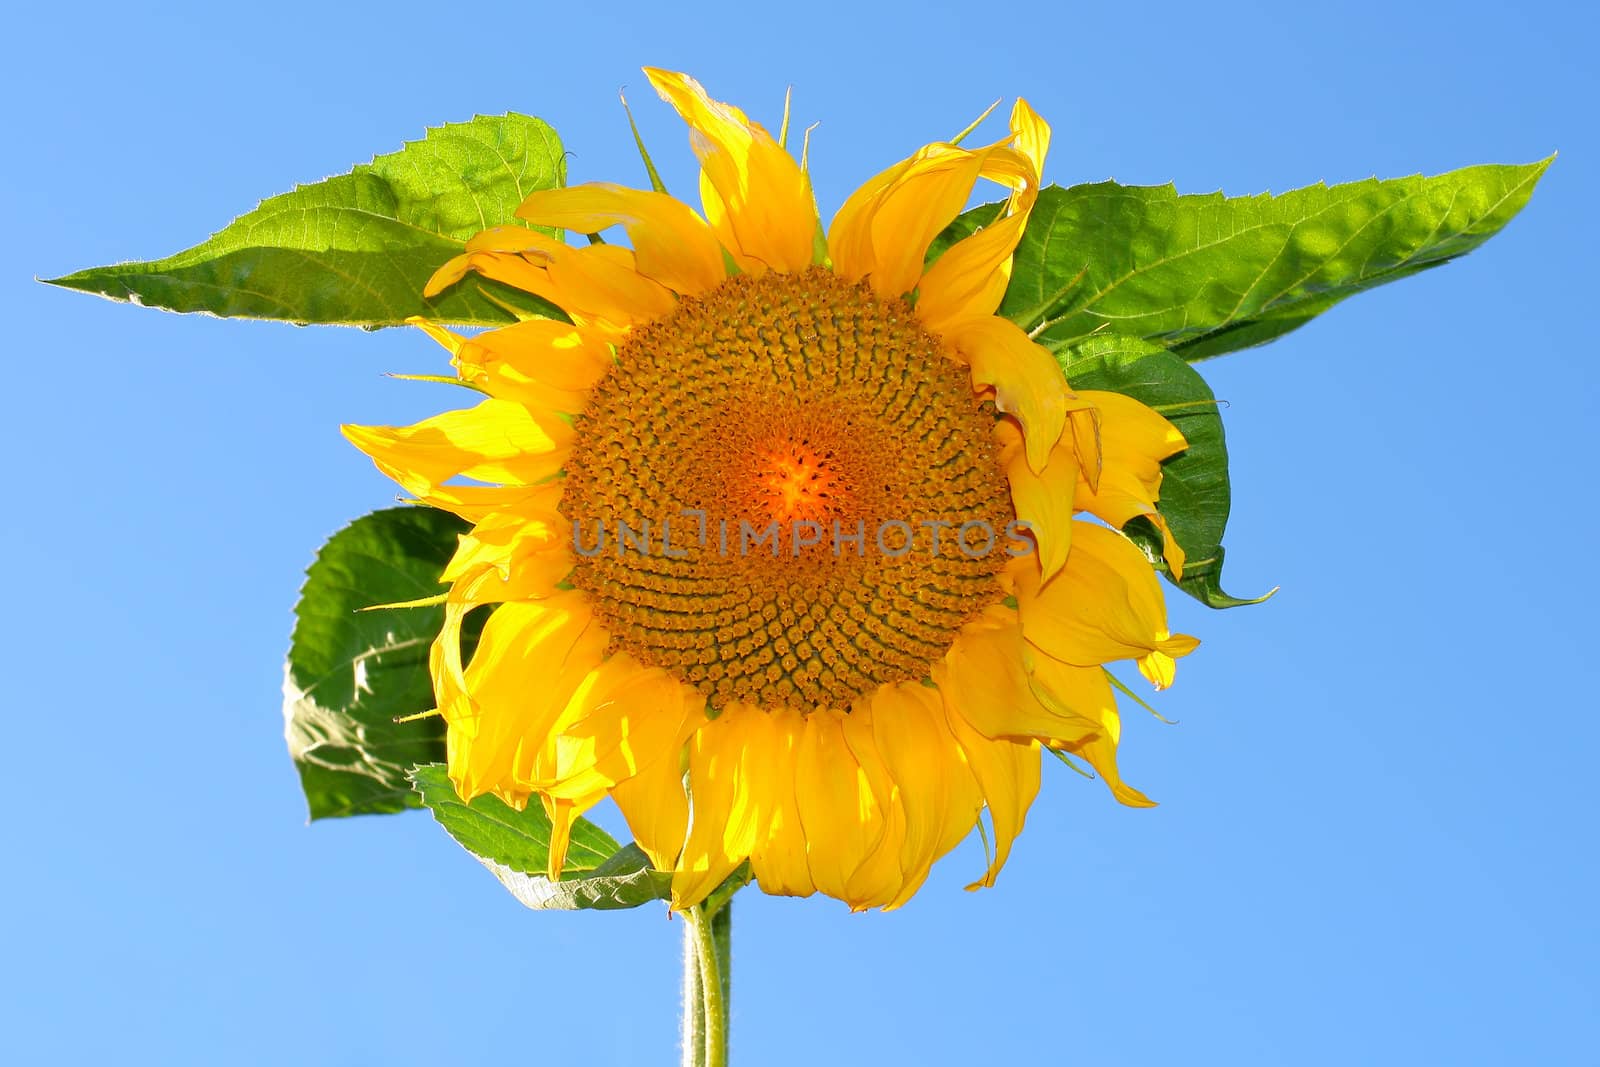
[344, 69, 1197, 911]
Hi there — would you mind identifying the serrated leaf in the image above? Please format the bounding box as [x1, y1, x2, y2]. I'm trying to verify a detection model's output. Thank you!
[283, 507, 480, 819]
[45, 114, 566, 328]
[1062, 335, 1272, 609]
[936, 159, 1549, 360]
[410, 766, 671, 911]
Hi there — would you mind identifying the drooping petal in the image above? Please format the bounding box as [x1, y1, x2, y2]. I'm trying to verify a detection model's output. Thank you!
[836, 146, 987, 298]
[1074, 389, 1189, 576]
[840, 705, 908, 911]
[612, 726, 694, 872]
[516, 183, 727, 296]
[995, 416, 1076, 582]
[436, 593, 607, 805]
[748, 706, 816, 898]
[645, 68, 816, 274]
[411, 482, 563, 524]
[531, 653, 697, 800]
[826, 154, 917, 285]
[934, 605, 1093, 743]
[940, 692, 1041, 891]
[794, 708, 885, 903]
[945, 315, 1068, 474]
[830, 142, 1034, 302]
[342, 398, 572, 497]
[1014, 521, 1200, 686]
[1024, 648, 1155, 808]
[868, 682, 984, 909]
[672, 703, 777, 909]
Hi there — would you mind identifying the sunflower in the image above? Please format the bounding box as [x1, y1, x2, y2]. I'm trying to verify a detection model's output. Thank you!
[343, 69, 1199, 911]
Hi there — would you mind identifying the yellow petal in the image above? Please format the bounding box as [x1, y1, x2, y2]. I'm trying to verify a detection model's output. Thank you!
[826, 154, 917, 284]
[868, 682, 984, 909]
[748, 706, 816, 898]
[995, 416, 1076, 582]
[645, 68, 816, 274]
[426, 241, 674, 332]
[940, 692, 1041, 890]
[672, 703, 776, 909]
[794, 708, 884, 903]
[532, 653, 696, 799]
[945, 316, 1068, 474]
[443, 317, 613, 413]
[830, 96, 1046, 305]
[442, 504, 571, 609]
[1073, 390, 1189, 577]
[933, 605, 1091, 744]
[516, 183, 727, 296]
[409, 482, 562, 524]
[1015, 521, 1199, 685]
[612, 713, 697, 872]
[916, 209, 1029, 333]
[542, 243, 677, 326]
[840, 704, 908, 911]
[847, 146, 987, 298]
[917, 100, 1052, 332]
[438, 593, 606, 804]
[1024, 649, 1155, 807]
[542, 794, 594, 881]
[342, 398, 572, 497]
[441, 495, 563, 582]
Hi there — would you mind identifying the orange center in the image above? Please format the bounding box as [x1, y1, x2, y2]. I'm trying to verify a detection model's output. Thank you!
[758, 444, 842, 524]
[562, 268, 1012, 713]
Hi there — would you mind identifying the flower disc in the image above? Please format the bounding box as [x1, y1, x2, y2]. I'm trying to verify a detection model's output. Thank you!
[563, 268, 1013, 712]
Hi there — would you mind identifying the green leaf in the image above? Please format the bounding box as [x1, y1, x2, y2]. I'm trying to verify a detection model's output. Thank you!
[45, 114, 566, 328]
[1062, 335, 1273, 609]
[284, 507, 479, 819]
[410, 766, 672, 911]
[938, 158, 1549, 360]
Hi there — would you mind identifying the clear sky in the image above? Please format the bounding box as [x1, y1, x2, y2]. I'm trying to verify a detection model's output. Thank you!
[5, 1, 1596, 1063]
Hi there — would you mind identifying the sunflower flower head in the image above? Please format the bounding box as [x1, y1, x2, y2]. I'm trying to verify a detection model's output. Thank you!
[344, 69, 1198, 912]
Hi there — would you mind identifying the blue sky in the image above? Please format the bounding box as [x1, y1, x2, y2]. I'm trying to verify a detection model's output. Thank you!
[5, 1, 1595, 1063]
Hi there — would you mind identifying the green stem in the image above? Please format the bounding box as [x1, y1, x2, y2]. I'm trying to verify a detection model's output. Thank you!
[681, 913, 705, 1067]
[682, 900, 732, 1067]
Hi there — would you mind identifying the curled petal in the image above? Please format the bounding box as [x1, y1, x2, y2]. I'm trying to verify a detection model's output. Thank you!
[1015, 521, 1200, 686]
[934, 605, 1091, 744]
[945, 315, 1068, 474]
[342, 398, 571, 496]
[516, 183, 727, 296]
[1024, 649, 1154, 807]
[645, 68, 816, 273]
[411, 316, 612, 414]
[435, 594, 606, 805]
[995, 416, 1076, 582]
[1074, 390, 1189, 576]
[612, 701, 699, 872]
[918, 99, 1052, 332]
[941, 695, 1041, 891]
[426, 237, 674, 332]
